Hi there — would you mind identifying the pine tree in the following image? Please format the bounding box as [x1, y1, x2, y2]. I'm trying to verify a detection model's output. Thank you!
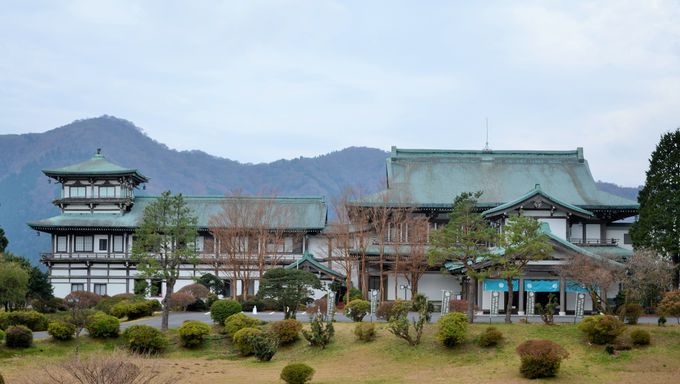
[630, 128, 680, 288]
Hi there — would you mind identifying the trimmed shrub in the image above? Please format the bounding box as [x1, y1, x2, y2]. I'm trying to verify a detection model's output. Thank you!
[210, 299, 242, 324]
[110, 300, 156, 320]
[412, 293, 434, 314]
[280, 363, 315, 384]
[178, 283, 210, 300]
[5, 325, 33, 348]
[516, 339, 569, 379]
[178, 320, 211, 348]
[345, 299, 370, 322]
[657, 290, 680, 322]
[0, 310, 49, 331]
[232, 327, 264, 356]
[48, 321, 76, 341]
[270, 319, 302, 345]
[437, 312, 468, 347]
[64, 291, 101, 310]
[224, 313, 260, 336]
[630, 329, 651, 346]
[376, 300, 410, 321]
[122, 325, 169, 354]
[110, 302, 131, 319]
[168, 292, 196, 311]
[251, 332, 278, 361]
[354, 322, 377, 342]
[478, 327, 503, 347]
[618, 303, 643, 325]
[32, 297, 67, 313]
[579, 315, 625, 345]
[449, 299, 469, 313]
[86, 313, 120, 338]
[348, 287, 363, 301]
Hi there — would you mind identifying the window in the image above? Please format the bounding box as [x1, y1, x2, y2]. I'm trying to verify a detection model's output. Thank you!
[151, 280, 162, 297]
[113, 235, 124, 252]
[623, 233, 632, 245]
[93, 283, 107, 296]
[99, 186, 116, 198]
[98, 238, 108, 252]
[70, 186, 86, 198]
[71, 283, 85, 292]
[74, 236, 93, 252]
[56, 236, 67, 252]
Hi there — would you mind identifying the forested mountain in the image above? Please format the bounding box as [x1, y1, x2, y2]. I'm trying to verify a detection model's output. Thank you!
[0, 116, 639, 265]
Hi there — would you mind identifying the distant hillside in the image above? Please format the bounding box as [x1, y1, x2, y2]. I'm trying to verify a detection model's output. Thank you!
[0, 116, 640, 265]
[0, 116, 389, 264]
[595, 181, 640, 203]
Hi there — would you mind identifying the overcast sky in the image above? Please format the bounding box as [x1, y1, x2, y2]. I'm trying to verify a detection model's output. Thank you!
[1, 1, 679, 186]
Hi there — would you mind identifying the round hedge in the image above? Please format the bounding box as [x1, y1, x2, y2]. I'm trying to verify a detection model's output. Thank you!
[345, 299, 370, 322]
[630, 329, 651, 346]
[224, 313, 259, 336]
[0, 310, 49, 331]
[437, 312, 468, 347]
[86, 313, 120, 338]
[210, 299, 242, 324]
[122, 325, 168, 354]
[478, 327, 503, 347]
[178, 320, 211, 348]
[516, 339, 569, 379]
[269, 319, 302, 345]
[578, 315, 625, 345]
[47, 321, 76, 341]
[354, 322, 377, 342]
[5, 325, 33, 348]
[232, 327, 263, 356]
[280, 363, 315, 384]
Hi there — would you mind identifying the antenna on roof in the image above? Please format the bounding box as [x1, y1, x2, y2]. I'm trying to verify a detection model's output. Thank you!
[483, 118, 491, 152]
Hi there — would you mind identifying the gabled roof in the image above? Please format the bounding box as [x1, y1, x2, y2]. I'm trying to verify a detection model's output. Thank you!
[481, 184, 594, 218]
[43, 151, 148, 183]
[28, 196, 327, 232]
[360, 147, 638, 211]
[285, 251, 344, 279]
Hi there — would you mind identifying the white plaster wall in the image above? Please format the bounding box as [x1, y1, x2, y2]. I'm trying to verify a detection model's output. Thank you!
[586, 224, 600, 240]
[416, 272, 462, 301]
[307, 236, 329, 258]
[538, 218, 567, 239]
[606, 228, 633, 250]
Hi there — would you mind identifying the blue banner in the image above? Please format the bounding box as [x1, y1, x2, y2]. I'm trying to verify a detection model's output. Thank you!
[483, 279, 519, 292]
[524, 280, 560, 292]
[566, 281, 589, 293]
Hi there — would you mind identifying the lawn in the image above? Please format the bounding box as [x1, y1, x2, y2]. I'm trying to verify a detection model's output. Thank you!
[1, 321, 680, 383]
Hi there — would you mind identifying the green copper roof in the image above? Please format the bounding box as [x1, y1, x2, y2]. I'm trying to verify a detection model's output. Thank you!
[285, 251, 345, 279]
[361, 147, 638, 210]
[28, 196, 327, 232]
[482, 184, 594, 218]
[579, 245, 633, 260]
[43, 151, 148, 183]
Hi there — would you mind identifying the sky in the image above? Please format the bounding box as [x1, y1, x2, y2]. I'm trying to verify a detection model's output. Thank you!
[1, 1, 679, 187]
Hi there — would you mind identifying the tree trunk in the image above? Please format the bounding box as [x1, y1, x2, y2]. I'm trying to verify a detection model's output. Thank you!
[161, 278, 175, 332]
[379, 253, 385, 301]
[673, 252, 680, 289]
[505, 278, 513, 324]
[466, 276, 476, 323]
[360, 254, 367, 298]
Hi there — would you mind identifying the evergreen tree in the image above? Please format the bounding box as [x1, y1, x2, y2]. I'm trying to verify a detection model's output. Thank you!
[428, 192, 497, 323]
[258, 268, 321, 319]
[132, 191, 198, 331]
[631, 128, 680, 288]
[490, 215, 552, 323]
[2, 253, 53, 302]
[0, 227, 8, 253]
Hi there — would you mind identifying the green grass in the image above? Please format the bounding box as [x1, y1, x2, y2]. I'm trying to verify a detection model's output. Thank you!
[1, 322, 680, 383]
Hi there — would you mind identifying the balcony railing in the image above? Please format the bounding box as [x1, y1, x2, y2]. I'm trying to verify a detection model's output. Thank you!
[569, 238, 619, 246]
[40, 252, 305, 262]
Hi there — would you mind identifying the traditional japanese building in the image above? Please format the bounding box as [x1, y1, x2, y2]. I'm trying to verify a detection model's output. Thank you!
[29, 150, 330, 298]
[352, 147, 638, 315]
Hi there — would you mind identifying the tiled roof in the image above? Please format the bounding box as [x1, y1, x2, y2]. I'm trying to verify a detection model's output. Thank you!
[359, 147, 638, 209]
[28, 196, 327, 232]
[43, 152, 148, 182]
[481, 184, 594, 218]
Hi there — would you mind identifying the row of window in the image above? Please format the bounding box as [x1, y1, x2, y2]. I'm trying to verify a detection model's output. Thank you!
[57, 235, 125, 253]
[71, 283, 107, 296]
[64, 185, 126, 199]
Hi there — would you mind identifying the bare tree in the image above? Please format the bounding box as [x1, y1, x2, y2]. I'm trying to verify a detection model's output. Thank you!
[623, 249, 673, 311]
[326, 190, 356, 303]
[209, 192, 291, 300]
[401, 215, 431, 298]
[559, 254, 623, 314]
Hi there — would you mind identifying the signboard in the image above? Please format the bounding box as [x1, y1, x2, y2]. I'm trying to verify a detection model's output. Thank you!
[441, 290, 451, 315]
[326, 291, 335, 318]
[490, 291, 500, 315]
[369, 289, 379, 320]
[526, 291, 535, 316]
[575, 292, 586, 317]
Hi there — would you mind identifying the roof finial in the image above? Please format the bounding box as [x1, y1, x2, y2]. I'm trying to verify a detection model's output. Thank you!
[96, 148, 102, 155]
[483, 118, 491, 152]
